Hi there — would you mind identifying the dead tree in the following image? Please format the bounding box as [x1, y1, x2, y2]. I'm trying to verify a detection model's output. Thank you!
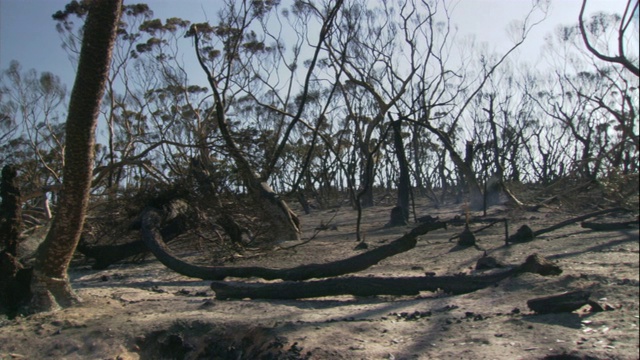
[0, 165, 31, 312]
[0, 165, 22, 255]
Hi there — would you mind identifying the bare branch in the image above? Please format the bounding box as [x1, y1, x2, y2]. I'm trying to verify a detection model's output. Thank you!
[578, 0, 639, 77]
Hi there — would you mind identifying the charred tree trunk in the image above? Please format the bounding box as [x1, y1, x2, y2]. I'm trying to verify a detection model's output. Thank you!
[390, 118, 410, 226]
[0, 165, 22, 256]
[0, 165, 31, 313]
[77, 241, 148, 270]
[358, 148, 376, 208]
[581, 220, 638, 231]
[411, 122, 426, 195]
[210, 253, 561, 300]
[212, 272, 518, 299]
[438, 148, 449, 203]
[485, 95, 504, 181]
[484, 96, 509, 207]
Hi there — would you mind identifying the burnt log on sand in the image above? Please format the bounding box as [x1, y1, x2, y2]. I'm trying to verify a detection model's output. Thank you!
[527, 290, 593, 314]
[210, 254, 561, 300]
[580, 220, 638, 231]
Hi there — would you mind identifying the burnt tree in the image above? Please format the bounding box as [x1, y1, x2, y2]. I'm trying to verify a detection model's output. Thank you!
[0, 164, 31, 313]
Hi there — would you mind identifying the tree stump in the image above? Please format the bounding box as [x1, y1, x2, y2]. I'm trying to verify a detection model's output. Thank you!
[518, 253, 562, 276]
[475, 252, 505, 270]
[508, 224, 534, 243]
[386, 206, 408, 227]
[458, 225, 476, 246]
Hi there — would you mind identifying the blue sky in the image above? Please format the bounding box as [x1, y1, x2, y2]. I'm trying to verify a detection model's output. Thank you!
[0, 0, 633, 92]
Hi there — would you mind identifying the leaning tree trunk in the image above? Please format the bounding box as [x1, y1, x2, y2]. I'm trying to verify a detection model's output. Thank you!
[192, 29, 300, 241]
[30, 0, 122, 312]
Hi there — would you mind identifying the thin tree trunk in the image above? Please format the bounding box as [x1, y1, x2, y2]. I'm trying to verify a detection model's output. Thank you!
[30, 0, 122, 312]
[411, 122, 425, 195]
[359, 152, 375, 208]
[485, 95, 504, 181]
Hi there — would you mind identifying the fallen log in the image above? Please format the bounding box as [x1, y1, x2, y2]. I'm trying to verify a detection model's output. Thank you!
[580, 220, 638, 231]
[508, 207, 629, 243]
[211, 272, 516, 299]
[141, 207, 447, 281]
[527, 290, 592, 314]
[210, 253, 560, 300]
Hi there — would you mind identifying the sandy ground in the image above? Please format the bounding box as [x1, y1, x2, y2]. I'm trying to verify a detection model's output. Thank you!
[0, 198, 638, 359]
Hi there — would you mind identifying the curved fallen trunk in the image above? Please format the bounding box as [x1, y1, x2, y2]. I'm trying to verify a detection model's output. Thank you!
[210, 254, 561, 300]
[141, 207, 447, 281]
